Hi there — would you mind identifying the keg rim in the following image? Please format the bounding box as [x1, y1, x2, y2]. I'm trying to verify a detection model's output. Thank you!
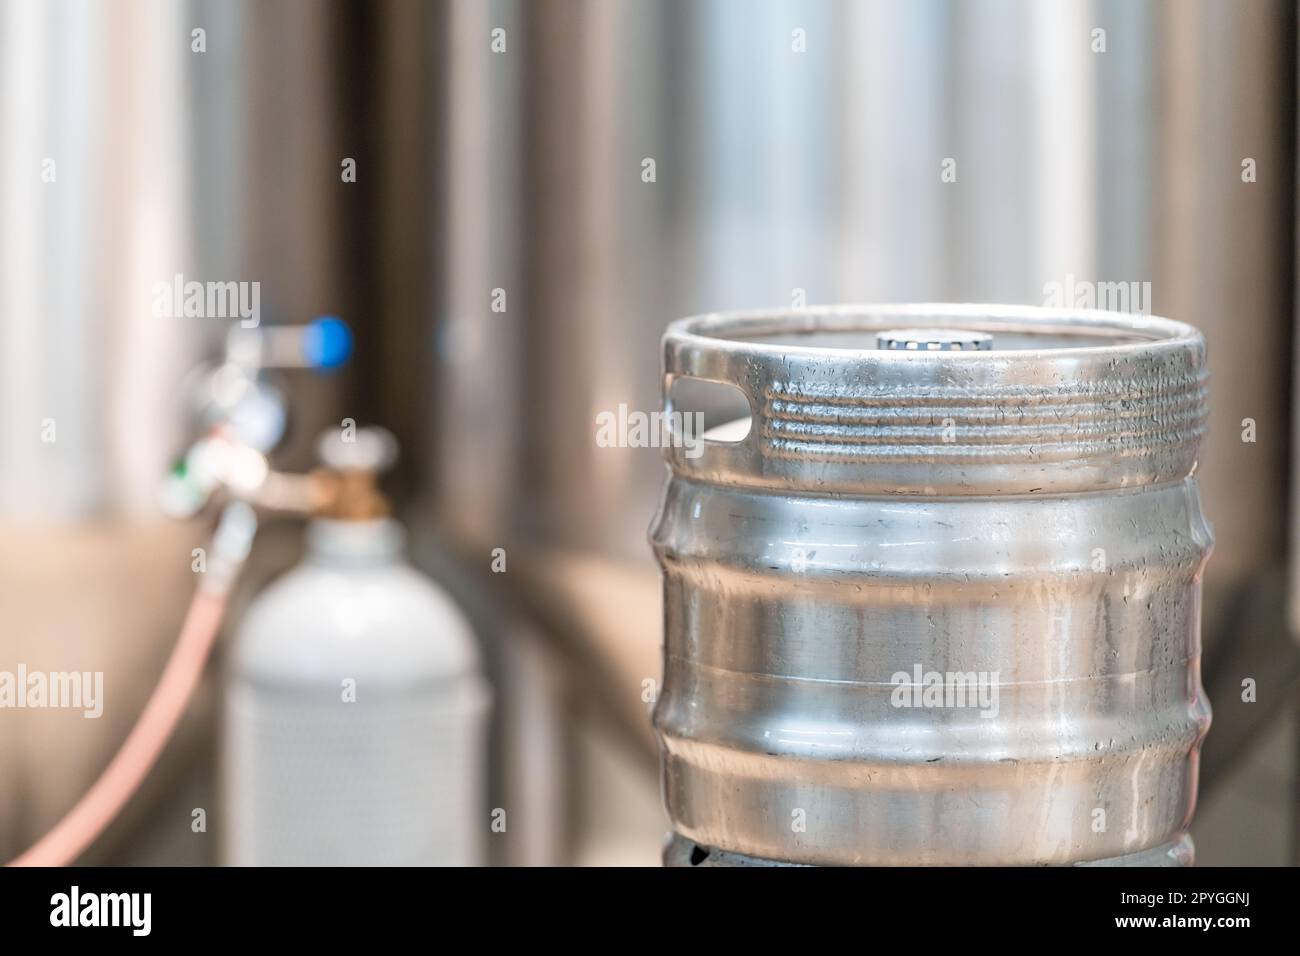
[659, 303, 1208, 495]
[665, 303, 1203, 359]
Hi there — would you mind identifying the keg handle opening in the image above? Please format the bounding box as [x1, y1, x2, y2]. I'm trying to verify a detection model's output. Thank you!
[664, 374, 754, 449]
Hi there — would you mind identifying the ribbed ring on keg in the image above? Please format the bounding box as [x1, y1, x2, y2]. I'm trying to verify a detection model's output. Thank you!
[661, 304, 1208, 495]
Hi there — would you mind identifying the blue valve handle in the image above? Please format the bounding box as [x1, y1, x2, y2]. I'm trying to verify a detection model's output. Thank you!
[302, 316, 353, 370]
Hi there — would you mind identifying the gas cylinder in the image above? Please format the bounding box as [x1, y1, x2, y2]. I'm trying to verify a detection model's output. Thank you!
[652, 304, 1213, 866]
[222, 427, 488, 865]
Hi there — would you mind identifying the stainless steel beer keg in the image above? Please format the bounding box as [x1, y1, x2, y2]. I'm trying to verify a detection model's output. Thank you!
[651, 305, 1213, 866]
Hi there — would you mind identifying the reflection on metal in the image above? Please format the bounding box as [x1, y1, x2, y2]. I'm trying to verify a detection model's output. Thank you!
[652, 306, 1212, 865]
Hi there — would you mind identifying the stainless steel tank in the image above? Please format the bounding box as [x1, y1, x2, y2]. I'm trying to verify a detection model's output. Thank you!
[651, 304, 1213, 866]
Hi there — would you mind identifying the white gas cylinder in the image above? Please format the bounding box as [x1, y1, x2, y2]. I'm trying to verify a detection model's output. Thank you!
[222, 430, 487, 865]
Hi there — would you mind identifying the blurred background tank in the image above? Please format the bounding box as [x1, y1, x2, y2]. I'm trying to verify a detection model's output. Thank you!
[0, 0, 211, 861]
[1, 0, 1295, 866]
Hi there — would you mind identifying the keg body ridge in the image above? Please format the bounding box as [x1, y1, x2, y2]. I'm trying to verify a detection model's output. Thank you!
[650, 306, 1212, 866]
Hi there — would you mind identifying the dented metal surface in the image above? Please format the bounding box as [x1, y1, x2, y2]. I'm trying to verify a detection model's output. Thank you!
[651, 305, 1212, 866]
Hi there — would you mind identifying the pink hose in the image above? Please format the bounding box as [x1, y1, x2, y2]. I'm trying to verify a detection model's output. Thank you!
[8, 587, 229, 867]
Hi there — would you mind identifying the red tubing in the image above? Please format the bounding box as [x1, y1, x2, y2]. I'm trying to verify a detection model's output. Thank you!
[8, 586, 229, 866]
